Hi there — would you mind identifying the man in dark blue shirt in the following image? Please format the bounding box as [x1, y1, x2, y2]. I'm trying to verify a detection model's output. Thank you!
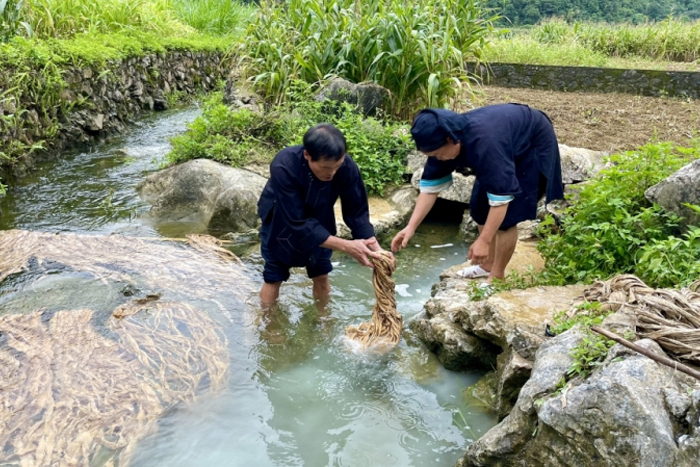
[391, 105, 563, 284]
[258, 124, 383, 307]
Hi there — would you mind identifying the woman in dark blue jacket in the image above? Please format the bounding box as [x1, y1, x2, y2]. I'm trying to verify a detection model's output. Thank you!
[258, 124, 383, 307]
[391, 104, 563, 284]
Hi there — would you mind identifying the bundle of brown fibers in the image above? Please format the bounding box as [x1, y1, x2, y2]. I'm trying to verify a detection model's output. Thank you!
[346, 251, 403, 348]
[0, 301, 228, 467]
[186, 233, 242, 264]
[566, 274, 700, 366]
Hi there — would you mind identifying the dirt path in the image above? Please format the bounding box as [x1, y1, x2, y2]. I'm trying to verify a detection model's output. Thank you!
[463, 86, 700, 153]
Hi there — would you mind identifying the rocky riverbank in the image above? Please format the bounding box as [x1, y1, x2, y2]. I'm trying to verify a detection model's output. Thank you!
[1, 49, 224, 182]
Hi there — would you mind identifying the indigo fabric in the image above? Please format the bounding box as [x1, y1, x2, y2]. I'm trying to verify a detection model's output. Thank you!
[258, 145, 375, 282]
[418, 104, 564, 229]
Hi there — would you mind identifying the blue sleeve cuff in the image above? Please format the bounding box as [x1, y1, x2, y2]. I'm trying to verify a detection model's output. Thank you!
[487, 192, 514, 207]
[420, 174, 453, 193]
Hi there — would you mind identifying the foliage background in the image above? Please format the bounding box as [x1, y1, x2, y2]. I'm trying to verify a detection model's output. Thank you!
[487, 0, 700, 25]
[167, 83, 412, 196]
[238, 0, 500, 118]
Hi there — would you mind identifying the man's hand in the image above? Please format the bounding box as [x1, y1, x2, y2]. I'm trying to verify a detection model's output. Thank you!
[364, 237, 381, 252]
[391, 227, 415, 253]
[344, 239, 382, 267]
[365, 237, 396, 265]
[468, 237, 490, 266]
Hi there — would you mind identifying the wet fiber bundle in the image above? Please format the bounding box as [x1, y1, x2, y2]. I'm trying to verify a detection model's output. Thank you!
[346, 251, 403, 348]
[0, 230, 254, 466]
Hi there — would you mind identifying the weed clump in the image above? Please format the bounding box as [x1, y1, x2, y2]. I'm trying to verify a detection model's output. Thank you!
[538, 141, 700, 288]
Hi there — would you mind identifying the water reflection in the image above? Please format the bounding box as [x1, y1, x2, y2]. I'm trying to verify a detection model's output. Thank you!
[129, 227, 496, 467]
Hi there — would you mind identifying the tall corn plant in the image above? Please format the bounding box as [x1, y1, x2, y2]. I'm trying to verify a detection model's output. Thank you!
[238, 0, 499, 118]
[0, 0, 32, 41]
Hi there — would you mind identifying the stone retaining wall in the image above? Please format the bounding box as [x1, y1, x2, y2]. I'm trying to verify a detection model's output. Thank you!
[2, 50, 225, 179]
[468, 61, 700, 99]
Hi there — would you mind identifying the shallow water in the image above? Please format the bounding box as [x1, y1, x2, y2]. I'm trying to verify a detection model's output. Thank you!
[0, 107, 497, 466]
[0, 107, 202, 237]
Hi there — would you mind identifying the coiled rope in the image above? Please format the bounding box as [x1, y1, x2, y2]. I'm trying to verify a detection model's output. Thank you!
[568, 274, 700, 365]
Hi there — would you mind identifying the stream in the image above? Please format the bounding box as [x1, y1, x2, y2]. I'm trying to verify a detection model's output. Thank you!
[0, 106, 497, 467]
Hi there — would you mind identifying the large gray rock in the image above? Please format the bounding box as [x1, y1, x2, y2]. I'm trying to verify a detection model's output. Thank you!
[558, 144, 607, 184]
[645, 159, 700, 231]
[409, 311, 499, 371]
[459, 328, 585, 467]
[406, 150, 427, 173]
[413, 272, 583, 418]
[138, 159, 267, 232]
[223, 72, 262, 112]
[314, 78, 389, 116]
[424, 282, 585, 360]
[335, 185, 417, 240]
[411, 168, 475, 204]
[460, 331, 700, 467]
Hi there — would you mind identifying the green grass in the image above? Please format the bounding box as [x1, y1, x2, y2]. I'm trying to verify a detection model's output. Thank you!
[171, 0, 254, 36]
[2, 0, 253, 40]
[485, 18, 700, 71]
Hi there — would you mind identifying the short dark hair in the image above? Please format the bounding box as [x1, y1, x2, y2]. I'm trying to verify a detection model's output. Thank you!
[303, 124, 346, 161]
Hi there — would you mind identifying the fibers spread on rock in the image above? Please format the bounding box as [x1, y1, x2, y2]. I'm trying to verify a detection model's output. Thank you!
[568, 274, 700, 366]
[0, 230, 253, 466]
[345, 251, 403, 348]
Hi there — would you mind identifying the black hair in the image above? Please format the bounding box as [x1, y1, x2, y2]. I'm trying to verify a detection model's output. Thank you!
[302, 124, 346, 161]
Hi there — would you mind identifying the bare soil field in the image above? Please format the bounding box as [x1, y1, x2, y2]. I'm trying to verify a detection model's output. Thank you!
[463, 86, 700, 153]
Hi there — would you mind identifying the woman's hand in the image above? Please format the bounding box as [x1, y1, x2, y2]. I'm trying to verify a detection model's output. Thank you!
[468, 237, 490, 266]
[391, 227, 416, 253]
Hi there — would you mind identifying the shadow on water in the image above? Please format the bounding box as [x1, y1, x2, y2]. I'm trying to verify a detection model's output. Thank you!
[0, 106, 497, 466]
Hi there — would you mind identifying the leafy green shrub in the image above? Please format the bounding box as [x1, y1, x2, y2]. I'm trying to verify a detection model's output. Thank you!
[167, 85, 412, 195]
[566, 331, 614, 380]
[538, 141, 700, 288]
[635, 226, 700, 288]
[238, 0, 500, 118]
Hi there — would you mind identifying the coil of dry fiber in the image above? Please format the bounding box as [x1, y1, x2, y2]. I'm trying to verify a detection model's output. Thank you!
[568, 274, 700, 366]
[0, 231, 253, 467]
[346, 251, 403, 347]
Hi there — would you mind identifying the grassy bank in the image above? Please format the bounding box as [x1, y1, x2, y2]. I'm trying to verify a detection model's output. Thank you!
[0, 0, 254, 193]
[486, 18, 700, 71]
